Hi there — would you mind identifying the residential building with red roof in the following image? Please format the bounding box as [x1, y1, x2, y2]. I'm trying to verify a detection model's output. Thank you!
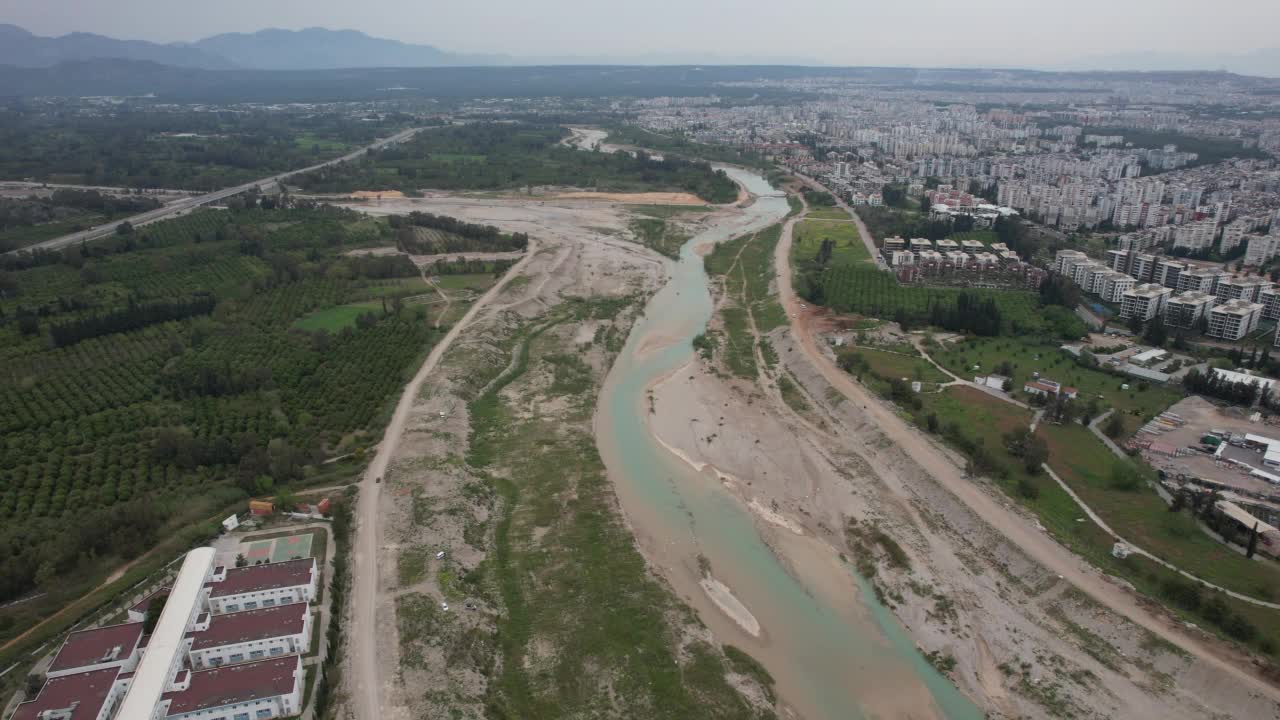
[159, 655, 303, 720]
[10, 667, 128, 720]
[186, 602, 312, 670]
[47, 622, 145, 678]
[204, 558, 317, 615]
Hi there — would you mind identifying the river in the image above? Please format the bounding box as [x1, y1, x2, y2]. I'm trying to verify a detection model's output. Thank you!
[595, 165, 983, 719]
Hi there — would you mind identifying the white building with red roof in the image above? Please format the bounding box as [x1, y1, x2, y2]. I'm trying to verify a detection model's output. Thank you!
[186, 602, 312, 670]
[204, 558, 317, 615]
[15, 548, 317, 720]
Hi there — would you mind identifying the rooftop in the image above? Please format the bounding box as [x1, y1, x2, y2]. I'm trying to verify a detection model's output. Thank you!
[161, 655, 301, 715]
[11, 667, 120, 720]
[1124, 283, 1171, 299]
[1212, 299, 1265, 317]
[1169, 291, 1214, 304]
[48, 621, 143, 673]
[188, 602, 308, 651]
[207, 558, 315, 598]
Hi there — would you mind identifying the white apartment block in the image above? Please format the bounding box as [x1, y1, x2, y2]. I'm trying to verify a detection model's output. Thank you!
[1215, 276, 1272, 304]
[1154, 260, 1188, 289]
[1071, 260, 1106, 289]
[1106, 248, 1130, 273]
[1120, 284, 1172, 322]
[1130, 253, 1157, 282]
[1053, 249, 1089, 276]
[1246, 235, 1280, 267]
[1221, 221, 1251, 254]
[1098, 271, 1136, 303]
[1164, 291, 1216, 329]
[1261, 287, 1280, 322]
[1208, 299, 1264, 341]
[1177, 269, 1224, 296]
[1173, 220, 1217, 252]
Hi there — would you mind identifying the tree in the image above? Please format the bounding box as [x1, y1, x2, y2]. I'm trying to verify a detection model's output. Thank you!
[235, 553, 248, 568]
[116, 220, 134, 236]
[143, 594, 168, 634]
[1103, 412, 1125, 439]
[1246, 522, 1260, 559]
[926, 413, 939, 433]
[1142, 316, 1168, 347]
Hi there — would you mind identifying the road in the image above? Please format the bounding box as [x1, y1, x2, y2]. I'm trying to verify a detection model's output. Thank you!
[348, 244, 537, 720]
[772, 208, 1280, 702]
[10, 127, 423, 255]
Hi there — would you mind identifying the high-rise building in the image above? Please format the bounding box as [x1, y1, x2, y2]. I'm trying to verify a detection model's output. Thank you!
[1120, 284, 1172, 322]
[1164, 291, 1216, 329]
[1208, 299, 1265, 341]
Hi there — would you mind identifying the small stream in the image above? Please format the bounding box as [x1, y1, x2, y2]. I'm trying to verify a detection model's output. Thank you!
[596, 165, 982, 719]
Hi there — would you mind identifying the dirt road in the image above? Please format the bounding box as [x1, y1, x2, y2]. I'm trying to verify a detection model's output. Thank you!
[772, 211, 1280, 703]
[347, 243, 538, 720]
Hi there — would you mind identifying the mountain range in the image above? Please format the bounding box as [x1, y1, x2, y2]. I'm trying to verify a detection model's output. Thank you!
[0, 24, 507, 70]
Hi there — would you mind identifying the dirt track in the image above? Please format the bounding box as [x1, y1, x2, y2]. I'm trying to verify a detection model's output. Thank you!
[347, 241, 538, 720]
[772, 207, 1280, 705]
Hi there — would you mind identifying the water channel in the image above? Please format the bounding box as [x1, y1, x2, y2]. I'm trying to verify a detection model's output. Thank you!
[596, 165, 983, 720]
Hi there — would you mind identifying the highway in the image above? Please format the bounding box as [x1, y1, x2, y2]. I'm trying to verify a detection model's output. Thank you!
[10, 126, 422, 255]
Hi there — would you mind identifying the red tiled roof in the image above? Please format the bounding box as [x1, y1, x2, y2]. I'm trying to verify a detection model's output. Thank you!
[206, 558, 314, 598]
[161, 655, 301, 715]
[11, 667, 120, 720]
[187, 602, 307, 651]
[130, 586, 170, 615]
[49, 622, 144, 673]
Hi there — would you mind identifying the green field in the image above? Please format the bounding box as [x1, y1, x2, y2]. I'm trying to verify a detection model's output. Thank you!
[932, 337, 1179, 424]
[433, 273, 499, 292]
[793, 218, 871, 267]
[840, 346, 950, 384]
[806, 207, 850, 220]
[1040, 423, 1280, 599]
[881, 384, 1280, 659]
[293, 302, 385, 331]
[704, 224, 787, 378]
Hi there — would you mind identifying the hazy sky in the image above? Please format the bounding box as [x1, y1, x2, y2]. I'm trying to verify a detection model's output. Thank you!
[2, 0, 1279, 68]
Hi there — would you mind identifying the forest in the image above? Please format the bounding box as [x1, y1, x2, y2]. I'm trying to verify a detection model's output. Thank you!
[292, 122, 741, 203]
[0, 201, 519, 610]
[0, 108, 410, 190]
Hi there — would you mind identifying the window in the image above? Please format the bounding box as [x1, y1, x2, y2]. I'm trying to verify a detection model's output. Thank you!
[235, 713, 250, 720]
[262, 598, 275, 607]
[226, 604, 239, 612]
[230, 653, 244, 663]
[256, 710, 273, 719]
[269, 647, 284, 656]
[244, 601, 258, 610]
[250, 650, 265, 659]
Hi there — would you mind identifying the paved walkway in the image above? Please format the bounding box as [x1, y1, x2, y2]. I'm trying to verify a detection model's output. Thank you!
[1088, 409, 1129, 458]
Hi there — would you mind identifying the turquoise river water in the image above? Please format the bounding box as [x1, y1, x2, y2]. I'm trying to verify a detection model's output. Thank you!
[596, 166, 983, 720]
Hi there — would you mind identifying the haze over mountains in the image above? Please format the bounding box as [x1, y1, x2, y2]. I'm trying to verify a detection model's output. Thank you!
[0, 24, 1276, 76]
[0, 24, 506, 70]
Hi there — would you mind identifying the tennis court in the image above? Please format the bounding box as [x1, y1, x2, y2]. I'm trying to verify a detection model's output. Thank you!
[241, 533, 314, 564]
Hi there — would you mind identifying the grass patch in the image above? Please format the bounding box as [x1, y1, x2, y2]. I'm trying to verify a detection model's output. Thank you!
[628, 217, 691, 259]
[806, 207, 850, 220]
[841, 346, 950, 384]
[793, 218, 871, 267]
[398, 546, 432, 586]
[292, 301, 384, 331]
[776, 372, 811, 414]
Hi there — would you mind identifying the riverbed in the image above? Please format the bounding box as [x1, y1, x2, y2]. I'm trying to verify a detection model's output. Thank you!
[595, 165, 983, 720]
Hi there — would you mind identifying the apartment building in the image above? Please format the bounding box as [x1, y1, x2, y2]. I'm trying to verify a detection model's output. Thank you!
[1053, 249, 1089, 276]
[1246, 235, 1280, 267]
[1154, 259, 1189, 289]
[1120, 284, 1172, 322]
[1098, 271, 1137, 303]
[205, 558, 318, 615]
[1261, 287, 1280, 322]
[1164, 291, 1216, 329]
[1177, 268, 1225, 295]
[1208, 299, 1265, 341]
[1215, 275, 1272, 304]
[1173, 220, 1218, 252]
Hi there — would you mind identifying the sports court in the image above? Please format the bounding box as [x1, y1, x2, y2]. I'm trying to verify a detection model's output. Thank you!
[240, 533, 314, 564]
